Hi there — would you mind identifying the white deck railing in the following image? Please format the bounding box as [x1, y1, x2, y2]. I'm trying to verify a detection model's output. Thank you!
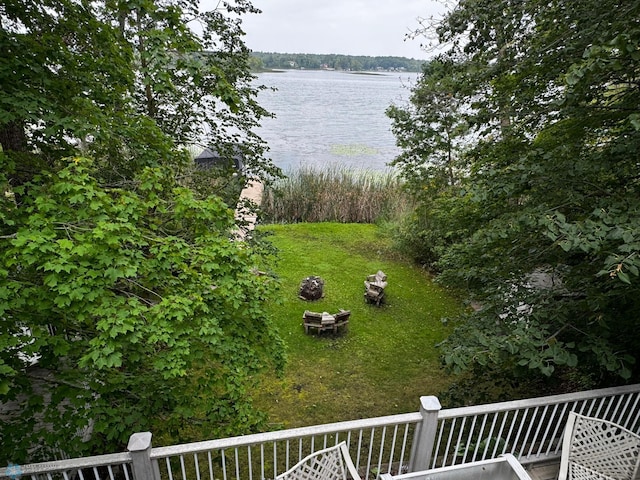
[429, 383, 640, 470]
[3, 384, 640, 480]
[149, 412, 424, 480]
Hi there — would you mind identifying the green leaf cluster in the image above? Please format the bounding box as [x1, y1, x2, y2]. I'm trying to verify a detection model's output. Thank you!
[0, 0, 285, 464]
[391, 0, 640, 387]
[0, 157, 284, 462]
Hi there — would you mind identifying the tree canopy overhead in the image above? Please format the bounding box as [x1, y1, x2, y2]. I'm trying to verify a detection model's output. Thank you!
[1, 0, 284, 463]
[389, 0, 640, 391]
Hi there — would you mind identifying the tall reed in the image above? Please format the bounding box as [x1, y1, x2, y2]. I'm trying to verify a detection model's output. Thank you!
[261, 165, 413, 224]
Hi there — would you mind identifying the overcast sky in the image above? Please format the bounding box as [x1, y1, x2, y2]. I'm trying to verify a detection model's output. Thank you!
[226, 0, 450, 59]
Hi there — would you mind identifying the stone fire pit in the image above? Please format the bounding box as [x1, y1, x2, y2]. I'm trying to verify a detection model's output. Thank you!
[299, 276, 324, 301]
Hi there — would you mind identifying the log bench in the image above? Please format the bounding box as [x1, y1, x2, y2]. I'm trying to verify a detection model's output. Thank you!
[303, 309, 350, 334]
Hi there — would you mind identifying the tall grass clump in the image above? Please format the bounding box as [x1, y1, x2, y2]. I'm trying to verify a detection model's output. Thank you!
[261, 165, 413, 224]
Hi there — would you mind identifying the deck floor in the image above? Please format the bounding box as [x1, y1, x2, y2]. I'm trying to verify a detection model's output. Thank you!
[525, 460, 560, 480]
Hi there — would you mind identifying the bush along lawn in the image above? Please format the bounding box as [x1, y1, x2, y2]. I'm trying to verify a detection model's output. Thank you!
[253, 222, 464, 429]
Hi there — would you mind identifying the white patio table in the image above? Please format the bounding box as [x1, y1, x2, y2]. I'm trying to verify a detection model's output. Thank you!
[378, 454, 533, 480]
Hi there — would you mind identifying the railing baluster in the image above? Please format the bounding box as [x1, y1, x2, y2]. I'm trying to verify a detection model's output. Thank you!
[472, 413, 488, 462]
[165, 457, 174, 480]
[194, 453, 201, 480]
[179, 455, 187, 480]
[609, 393, 625, 423]
[432, 419, 445, 468]
[492, 411, 508, 457]
[443, 417, 457, 465]
[593, 397, 605, 417]
[272, 441, 277, 479]
[284, 440, 290, 471]
[388, 425, 398, 474]
[583, 398, 596, 416]
[595, 397, 606, 417]
[400, 423, 410, 472]
[520, 406, 539, 459]
[512, 407, 530, 457]
[453, 417, 466, 465]
[482, 413, 499, 460]
[259, 444, 264, 480]
[365, 428, 375, 480]
[377, 426, 387, 475]
[220, 449, 227, 480]
[461, 416, 474, 464]
[615, 394, 632, 428]
[626, 394, 640, 432]
[356, 429, 363, 469]
[602, 395, 615, 420]
[503, 409, 519, 456]
[207, 451, 214, 480]
[246, 446, 252, 480]
[536, 403, 558, 457]
[526, 405, 547, 458]
[549, 402, 568, 455]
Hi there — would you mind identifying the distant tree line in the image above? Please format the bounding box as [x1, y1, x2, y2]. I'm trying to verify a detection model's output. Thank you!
[250, 51, 425, 72]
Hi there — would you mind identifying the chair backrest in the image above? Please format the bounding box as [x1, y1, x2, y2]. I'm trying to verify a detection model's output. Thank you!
[276, 442, 360, 480]
[303, 311, 323, 324]
[559, 412, 640, 480]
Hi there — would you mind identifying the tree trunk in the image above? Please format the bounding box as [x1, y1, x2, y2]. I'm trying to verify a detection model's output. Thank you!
[0, 121, 27, 152]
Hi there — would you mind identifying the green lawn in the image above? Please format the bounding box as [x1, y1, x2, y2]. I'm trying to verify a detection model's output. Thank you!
[253, 223, 464, 429]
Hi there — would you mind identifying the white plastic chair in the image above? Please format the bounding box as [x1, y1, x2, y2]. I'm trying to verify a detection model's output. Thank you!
[276, 442, 361, 480]
[559, 412, 640, 480]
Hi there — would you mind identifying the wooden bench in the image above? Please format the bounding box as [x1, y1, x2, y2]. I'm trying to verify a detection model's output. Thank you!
[364, 270, 387, 306]
[303, 309, 350, 334]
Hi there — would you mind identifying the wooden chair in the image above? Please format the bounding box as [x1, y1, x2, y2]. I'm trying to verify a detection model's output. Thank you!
[364, 270, 387, 306]
[276, 442, 360, 480]
[333, 309, 350, 333]
[303, 310, 324, 334]
[559, 412, 640, 480]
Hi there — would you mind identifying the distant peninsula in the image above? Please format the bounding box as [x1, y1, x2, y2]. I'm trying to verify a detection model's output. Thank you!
[250, 51, 426, 73]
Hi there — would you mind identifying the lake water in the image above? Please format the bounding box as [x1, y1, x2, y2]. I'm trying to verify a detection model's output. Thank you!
[254, 69, 418, 173]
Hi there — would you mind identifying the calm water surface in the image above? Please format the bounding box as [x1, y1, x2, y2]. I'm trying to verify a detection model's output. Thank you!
[254, 70, 417, 172]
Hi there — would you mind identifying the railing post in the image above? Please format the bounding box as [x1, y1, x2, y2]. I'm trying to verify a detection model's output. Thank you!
[128, 432, 159, 480]
[409, 396, 442, 472]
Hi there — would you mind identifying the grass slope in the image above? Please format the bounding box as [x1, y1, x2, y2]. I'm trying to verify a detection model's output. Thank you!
[254, 223, 463, 429]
